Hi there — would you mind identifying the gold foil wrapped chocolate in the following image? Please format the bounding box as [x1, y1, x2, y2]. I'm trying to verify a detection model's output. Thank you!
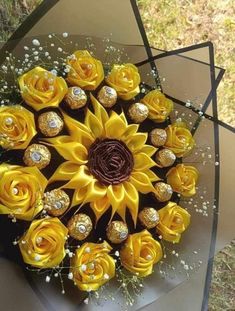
[64, 86, 87, 109]
[150, 128, 167, 147]
[43, 189, 70, 216]
[106, 220, 128, 244]
[97, 86, 117, 108]
[128, 102, 149, 123]
[154, 182, 173, 202]
[155, 148, 176, 167]
[38, 111, 64, 137]
[138, 207, 160, 229]
[23, 144, 51, 169]
[67, 213, 92, 240]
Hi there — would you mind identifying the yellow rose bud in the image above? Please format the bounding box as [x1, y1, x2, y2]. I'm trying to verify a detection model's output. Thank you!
[19, 217, 68, 268]
[18, 67, 68, 111]
[167, 164, 199, 197]
[66, 50, 104, 90]
[156, 202, 190, 243]
[120, 230, 162, 277]
[141, 90, 173, 122]
[0, 164, 47, 221]
[0, 105, 36, 149]
[106, 63, 140, 100]
[164, 122, 195, 157]
[70, 241, 115, 291]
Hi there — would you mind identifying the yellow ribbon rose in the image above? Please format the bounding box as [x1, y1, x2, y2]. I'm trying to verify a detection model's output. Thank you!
[0, 105, 36, 149]
[156, 202, 190, 243]
[66, 50, 104, 90]
[106, 63, 140, 100]
[0, 164, 47, 221]
[120, 230, 162, 277]
[141, 90, 173, 122]
[166, 164, 199, 197]
[164, 122, 195, 157]
[19, 217, 68, 268]
[18, 67, 68, 111]
[70, 241, 115, 291]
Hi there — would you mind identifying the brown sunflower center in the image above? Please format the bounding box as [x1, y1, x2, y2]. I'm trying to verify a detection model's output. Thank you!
[88, 139, 134, 185]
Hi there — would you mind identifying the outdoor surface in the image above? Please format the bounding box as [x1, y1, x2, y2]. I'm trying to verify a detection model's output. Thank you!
[0, 0, 234, 310]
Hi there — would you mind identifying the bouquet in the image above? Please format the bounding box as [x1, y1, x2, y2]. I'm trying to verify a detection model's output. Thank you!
[0, 2, 230, 310]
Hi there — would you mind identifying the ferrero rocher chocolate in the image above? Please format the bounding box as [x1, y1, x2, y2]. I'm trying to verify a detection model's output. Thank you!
[43, 189, 70, 216]
[23, 144, 51, 169]
[106, 221, 129, 244]
[155, 148, 176, 167]
[150, 128, 167, 147]
[64, 86, 87, 109]
[38, 111, 64, 137]
[128, 102, 149, 123]
[67, 213, 92, 240]
[154, 182, 173, 202]
[97, 86, 117, 108]
[138, 207, 160, 229]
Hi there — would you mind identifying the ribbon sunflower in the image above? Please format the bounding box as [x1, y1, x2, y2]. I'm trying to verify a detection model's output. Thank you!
[45, 95, 159, 225]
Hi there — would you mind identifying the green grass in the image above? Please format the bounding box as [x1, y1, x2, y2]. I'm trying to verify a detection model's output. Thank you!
[138, 0, 235, 127]
[0, 0, 41, 42]
[0, 1, 234, 310]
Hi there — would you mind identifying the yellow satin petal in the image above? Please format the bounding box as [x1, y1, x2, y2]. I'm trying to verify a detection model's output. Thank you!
[62, 112, 94, 148]
[90, 196, 110, 221]
[125, 133, 147, 153]
[54, 142, 88, 163]
[134, 152, 156, 171]
[139, 145, 157, 157]
[43, 135, 73, 145]
[104, 112, 127, 139]
[85, 109, 103, 139]
[130, 171, 155, 193]
[72, 187, 88, 207]
[119, 111, 128, 126]
[144, 169, 160, 182]
[82, 180, 107, 204]
[90, 94, 109, 127]
[63, 165, 94, 190]
[49, 161, 80, 184]
[120, 181, 139, 226]
[122, 124, 139, 140]
[107, 184, 125, 219]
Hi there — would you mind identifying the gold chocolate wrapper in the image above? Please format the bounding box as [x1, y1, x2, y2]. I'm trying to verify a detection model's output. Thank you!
[64, 86, 87, 109]
[155, 148, 176, 167]
[128, 102, 149, 123]
[43, 189, 70, 216]
[106, 220, 129, 244]
[23, 144, 51, 169]
[67, 213, 93, 240]
[38, 111, 64, 137]
[150, 128, 167, 147]
[98, 86, 117, 108]
[154, 182, 173, 202]
[138, 207, 160, 229]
